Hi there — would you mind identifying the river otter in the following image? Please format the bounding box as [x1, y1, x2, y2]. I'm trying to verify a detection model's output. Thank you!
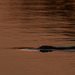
[12, 45, 75, 52]
[38, 45, 75, 52]
[38, 46, 54, 52]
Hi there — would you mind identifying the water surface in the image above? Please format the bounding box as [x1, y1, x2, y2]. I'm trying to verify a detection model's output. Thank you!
[0, 0, 75, 48]
[0, 0, 75, 75]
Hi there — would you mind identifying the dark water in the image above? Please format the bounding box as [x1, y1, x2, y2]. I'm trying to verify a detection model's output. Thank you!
[0, 0, 75, 48]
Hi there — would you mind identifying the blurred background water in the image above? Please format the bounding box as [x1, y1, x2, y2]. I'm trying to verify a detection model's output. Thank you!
[0, 0, 75, 48]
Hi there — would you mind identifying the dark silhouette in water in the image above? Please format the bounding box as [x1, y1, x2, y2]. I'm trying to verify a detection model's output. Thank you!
[38, 45, 75, 52]
[13, 45, 75, 52]
[38, 46, 54, 52]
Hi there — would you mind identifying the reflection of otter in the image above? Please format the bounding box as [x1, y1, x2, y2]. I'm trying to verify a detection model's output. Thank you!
[38, 45, 75, 52]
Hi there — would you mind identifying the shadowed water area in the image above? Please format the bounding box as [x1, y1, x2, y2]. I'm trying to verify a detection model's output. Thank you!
[0, 0, 75, 75]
